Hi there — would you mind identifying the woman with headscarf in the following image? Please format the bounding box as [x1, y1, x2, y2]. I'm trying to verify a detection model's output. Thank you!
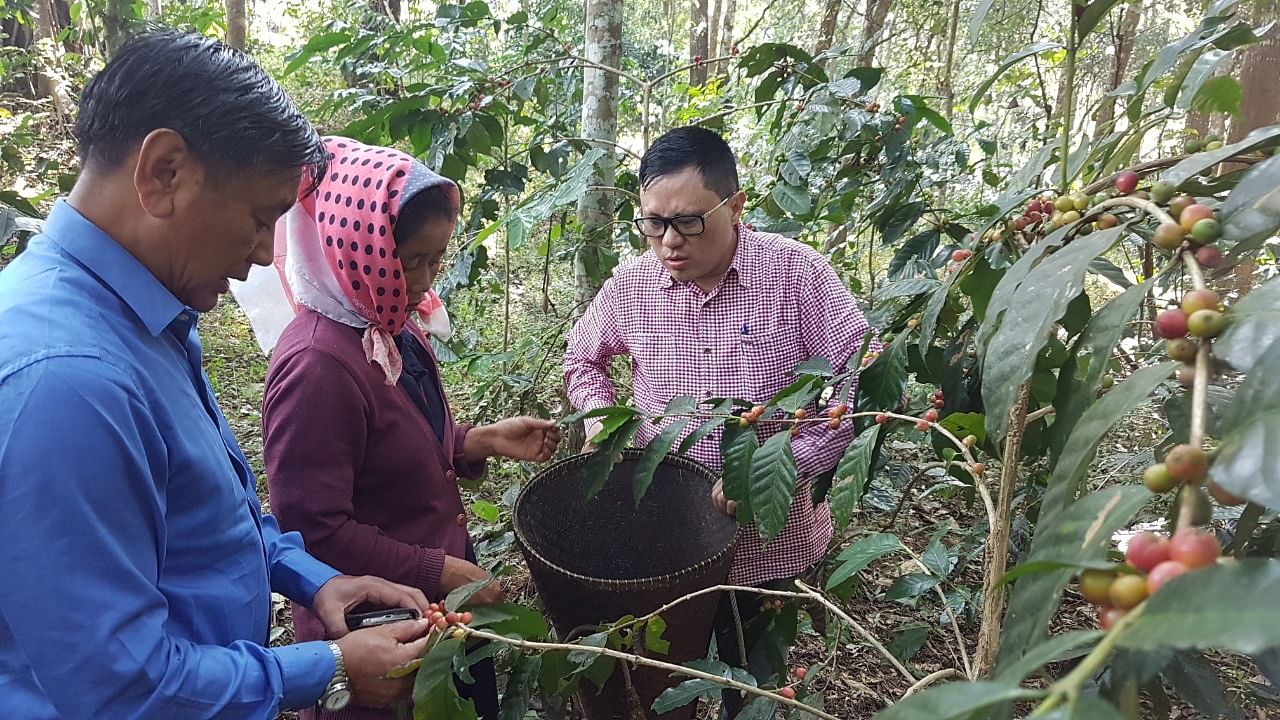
[260, 137, 559, 719]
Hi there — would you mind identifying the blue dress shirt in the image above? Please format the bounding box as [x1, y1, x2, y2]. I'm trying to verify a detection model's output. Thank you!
[0, 201, 341, 718]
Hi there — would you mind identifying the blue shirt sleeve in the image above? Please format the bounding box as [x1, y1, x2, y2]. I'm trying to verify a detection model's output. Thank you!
[261, 511, 342, 605]
[0, 356, 334, 718]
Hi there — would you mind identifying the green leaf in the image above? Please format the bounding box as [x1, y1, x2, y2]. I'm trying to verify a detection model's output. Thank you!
[997, 558, 1128, 587]
[887, 572, 941, 601]
[633, 418, 691, 505]
[888, 623, 931, 662]
[919, 268, 960, 349]
[889, 228, 941, 278]
[1049, 280, 1153, 458]
[645, 616, 671, 655]
[977, 229, 1062, 358]
[781, 151, 812, 185]
[1190, 75, 1243, 115]
[982, 228, 1123, 440]
[1216, 275, 1280, 373]
[769, 374, 825, 413]
[827, 532, 903, 589]
[466, 602, 549, 639]
[561, 405, 641, 427]
[859, 332, 910, 411]
[652, 677, 720, 713]
[497, 653, 540, 720]
[472, 499, 500, 524]
[664, 395, 698, 414]
[968, 0, 999, 45]
[1174, 49, 1231, 110]
[679, 405, 730, 454]
[994, 629, 1103, 683]
[995, 485, 1149, 674]
[1162, 651, 1242, 720]
[1161, 125, 1280, 186]
[720, 422, 759, 522]
[1038, 694, 1125, 720]
[1078, 0, 1126, 41]
[1220, 154, 1280, 261]
[970, 43, 1064, 114]
[771, 182, 812, 215]
[749, 432, 798, 543]
[871, 681, 1042, 720]
[878, 201, 926, 246]
[581, 416, 643, 500]
[412, 638, 478, 720]
[1042, 362, 1175, 519]
[939, 412, 985, 446]
[446, 577, 495, 613]
[830, 426, 882, 533]
[921, 535, 951, 578]
[793, 357, 835, 377]
[1210, 337, 1280, 509]
[284, 31, 352, 74]
[472, 148, 604, 248]
[1121, 559, 1280, 654]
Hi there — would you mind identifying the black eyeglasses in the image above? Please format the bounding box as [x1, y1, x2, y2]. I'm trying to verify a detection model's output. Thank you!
[633, 194, 733, 238]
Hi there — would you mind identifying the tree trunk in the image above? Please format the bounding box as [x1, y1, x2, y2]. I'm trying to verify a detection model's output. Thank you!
[1227, 0, 1280, 142]
[1094, 0, 1143, 133]
[575, 0, 624, 310]
[147, 0, 161, 18]
[225, 0, 246, 50]
[102, 0, 133, 55]
[708, 0, 721, 59]
[33, 0, 66, 113]
[857, 0, 893, 68]
[719, 0, 737, 53]
[813, 0, 842, 60]
[689, 0, 710, 85]
[940, 0, 962, 120]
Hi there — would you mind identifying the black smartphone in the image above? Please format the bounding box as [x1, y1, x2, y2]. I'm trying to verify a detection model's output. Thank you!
[344, 607, 421, 631]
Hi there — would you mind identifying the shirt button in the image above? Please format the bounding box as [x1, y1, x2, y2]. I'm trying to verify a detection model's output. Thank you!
[445, 470, 456, 483]
[456, 513, 466, 527]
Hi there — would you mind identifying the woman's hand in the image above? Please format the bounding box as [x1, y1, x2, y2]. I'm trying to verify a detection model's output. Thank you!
[467, 417, 560, 462]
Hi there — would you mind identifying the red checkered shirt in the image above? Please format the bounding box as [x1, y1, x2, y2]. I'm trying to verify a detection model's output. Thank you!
[564, 224, 880, 586]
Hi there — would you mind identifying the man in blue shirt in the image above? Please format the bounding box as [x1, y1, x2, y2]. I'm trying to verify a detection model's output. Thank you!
[0, 31, 436, 718]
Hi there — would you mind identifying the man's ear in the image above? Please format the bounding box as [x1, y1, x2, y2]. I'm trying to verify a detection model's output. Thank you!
[133, 129, 201, 220]
[728, 189, 747, 223]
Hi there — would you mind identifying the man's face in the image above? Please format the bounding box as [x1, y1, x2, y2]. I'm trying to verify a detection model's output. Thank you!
[167, 165, 300, 312]
[639, 166, 745, 291]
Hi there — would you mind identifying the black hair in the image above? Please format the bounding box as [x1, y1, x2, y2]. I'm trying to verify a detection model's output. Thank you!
[393, 184, 460, 246]
[75, 29, 327, 187]
[639, 126, 740, 199]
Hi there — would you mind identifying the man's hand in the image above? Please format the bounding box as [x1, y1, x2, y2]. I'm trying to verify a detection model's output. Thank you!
[582, 419, 604, 452]
[312, 575, 431, 640]
[440, 555, 503, 606]
[335, 619, 433, 708]
[710, 478, 738, 517]
[483, 417, 561, 461]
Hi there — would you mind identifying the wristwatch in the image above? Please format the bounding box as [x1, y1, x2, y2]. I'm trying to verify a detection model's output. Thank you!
[319, 641, 352, 712]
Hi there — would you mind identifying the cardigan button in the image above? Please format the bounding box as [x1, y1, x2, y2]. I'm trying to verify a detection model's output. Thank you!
[445, 470, 457, 483]
[456, 513, 466, 527]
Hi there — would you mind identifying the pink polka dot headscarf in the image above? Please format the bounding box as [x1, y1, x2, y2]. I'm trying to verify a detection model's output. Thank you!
[279, 136, 460, 384]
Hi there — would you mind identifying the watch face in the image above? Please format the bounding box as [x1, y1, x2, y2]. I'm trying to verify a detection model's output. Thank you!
[322, 685, 352, 712]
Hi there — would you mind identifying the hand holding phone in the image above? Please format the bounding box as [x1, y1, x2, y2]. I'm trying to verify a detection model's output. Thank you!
[344, 607, 421, 632]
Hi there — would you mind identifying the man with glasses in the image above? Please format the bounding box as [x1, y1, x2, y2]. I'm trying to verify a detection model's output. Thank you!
[564, 126, 880, 716]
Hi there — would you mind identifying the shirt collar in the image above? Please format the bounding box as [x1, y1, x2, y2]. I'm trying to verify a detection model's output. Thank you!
[42, 199, 189, 337]
[657, 223, 755, 291]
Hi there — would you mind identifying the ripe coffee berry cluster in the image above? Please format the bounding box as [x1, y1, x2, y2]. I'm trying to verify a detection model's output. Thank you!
[1155, 286, 1229, 392]
[427, 602, 473, 631]
[1077, 528, 1221, 628]
[739, 404, 768, 428]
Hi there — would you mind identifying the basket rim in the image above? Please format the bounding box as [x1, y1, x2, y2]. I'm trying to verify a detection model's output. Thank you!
[512, 448, 739, 590]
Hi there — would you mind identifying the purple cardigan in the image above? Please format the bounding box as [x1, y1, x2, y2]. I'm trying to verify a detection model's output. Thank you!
[262, 309, 485, 718]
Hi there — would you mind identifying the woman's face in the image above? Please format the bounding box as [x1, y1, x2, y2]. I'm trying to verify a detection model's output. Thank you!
[396, 214, 457, 300]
